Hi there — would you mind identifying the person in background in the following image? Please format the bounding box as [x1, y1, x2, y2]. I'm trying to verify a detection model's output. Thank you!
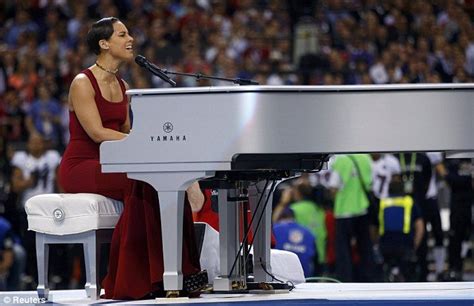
[443, 158, 473, 281]
[328, 154, 375, 282]
[10, 133, 61, 231]
[425, 152, 448, 279]
[273, 207, 317, 277]
[10, 133, 61, 287]
[3, 88, 28, 143]
[396, 153, 432, 281]
[0, 216, 14, 290]
[287, 179, 327, 275]
[26, 83, 62, 148]
[378, 173, 424, 281]
[0, 216, 26, 290]
[370, 153, 401, 263]
[371, 153, 402, 200]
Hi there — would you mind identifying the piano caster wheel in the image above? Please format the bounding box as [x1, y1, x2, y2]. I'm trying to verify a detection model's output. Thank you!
[166, 290, 180, 298]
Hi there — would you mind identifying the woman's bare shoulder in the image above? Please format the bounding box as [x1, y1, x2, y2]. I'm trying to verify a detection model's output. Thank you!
[69, 72, 95, 111]
[71, 72, 92, 89]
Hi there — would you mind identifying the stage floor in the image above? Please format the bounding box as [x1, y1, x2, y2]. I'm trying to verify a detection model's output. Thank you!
[0, 282, 472, 305]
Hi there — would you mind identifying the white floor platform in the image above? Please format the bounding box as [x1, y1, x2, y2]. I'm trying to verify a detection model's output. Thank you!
[0, 282, 472, 305]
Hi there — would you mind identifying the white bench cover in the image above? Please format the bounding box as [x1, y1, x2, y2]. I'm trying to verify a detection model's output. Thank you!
[25, 193, 123, 235]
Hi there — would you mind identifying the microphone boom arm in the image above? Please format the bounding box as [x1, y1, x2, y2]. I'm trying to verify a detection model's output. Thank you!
[161, 69, 259, 86]
[135, 55, 259, 86]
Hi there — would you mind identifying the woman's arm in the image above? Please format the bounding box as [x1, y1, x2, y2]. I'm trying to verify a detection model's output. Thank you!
[120, 80, 131, 133]
[70, 74, 128, 143]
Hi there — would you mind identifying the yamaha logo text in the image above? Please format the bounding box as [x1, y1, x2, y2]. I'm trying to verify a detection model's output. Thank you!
[149, 122, 187, 143]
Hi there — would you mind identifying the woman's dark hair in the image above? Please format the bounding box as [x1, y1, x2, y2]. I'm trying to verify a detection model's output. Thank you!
[86, 17, 119, 55]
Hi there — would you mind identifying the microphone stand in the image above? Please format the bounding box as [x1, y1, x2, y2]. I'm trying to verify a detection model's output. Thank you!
[160, 69, 259, 86]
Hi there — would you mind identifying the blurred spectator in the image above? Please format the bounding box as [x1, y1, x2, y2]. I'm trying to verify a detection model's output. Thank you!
[378, 173, 424, 282]
[0, 49, 17, 82]
[0, 216, 15, 290]
[425, 152, 447, 279]
[67, 3, 88, 48]
[7, 56, 39, 103]
[296, 1, 474, 84]
[38, 29, 68, 60]
[10, 134, 61, 283]
[328, 154, 375, 282]
[396, 153, 432, 281]
[58, 94, 70, 149]
[0, 138, 13, 230]
[4, 10, 39, 47]
[273, 207, 317, 278]
[443, 158, 473, 281]
[370, 153, 401, 263]
[371, 153, 402, 201]
[369, 52, 390, 84]
[290, 179, 327, 270]
[25, 83, 62, 147]
[2, 88, 28, 143]
[0, 216, 26, 291]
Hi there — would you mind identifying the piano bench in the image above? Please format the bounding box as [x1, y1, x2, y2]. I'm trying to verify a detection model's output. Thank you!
[25, 193, 123, 301]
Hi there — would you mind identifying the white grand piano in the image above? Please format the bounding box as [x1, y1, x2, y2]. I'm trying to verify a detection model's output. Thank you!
[100, 85, 474, 295]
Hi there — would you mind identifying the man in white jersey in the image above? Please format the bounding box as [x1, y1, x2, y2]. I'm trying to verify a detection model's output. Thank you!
[369, 153, 401, 271]
[307, 156, 334, 209]
[11, 134, 61, 207]
[308, 156, 335, 189]
[11, 133, 61, 286]
[371, 153, 401, 200]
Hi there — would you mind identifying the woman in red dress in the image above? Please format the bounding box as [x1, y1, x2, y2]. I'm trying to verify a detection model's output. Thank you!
[58, 17, 204, 300]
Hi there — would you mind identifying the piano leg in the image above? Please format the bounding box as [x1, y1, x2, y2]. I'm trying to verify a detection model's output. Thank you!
[248, 181, 272, 283]
[158, 190, 185, 291]
[213, 189, 242, 291]
[127, 172, 211, 293]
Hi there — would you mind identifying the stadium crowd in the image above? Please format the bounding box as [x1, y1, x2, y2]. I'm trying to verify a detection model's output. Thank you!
[0, 0, 472, 291]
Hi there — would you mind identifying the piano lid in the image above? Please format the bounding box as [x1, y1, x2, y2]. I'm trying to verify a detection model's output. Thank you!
[126, 84, 474, 96]
[101, 84, 474, 171]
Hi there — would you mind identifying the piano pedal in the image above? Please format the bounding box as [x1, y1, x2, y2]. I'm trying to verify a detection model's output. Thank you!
[232, 280, 246, 290]
[259, 282, 273, 290]
[247, 281, 290, 293]
[165, 290, 180, 298]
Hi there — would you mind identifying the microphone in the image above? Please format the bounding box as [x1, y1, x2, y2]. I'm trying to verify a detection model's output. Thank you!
[135, 55, 176, 87]
[235, 78, 259, 85]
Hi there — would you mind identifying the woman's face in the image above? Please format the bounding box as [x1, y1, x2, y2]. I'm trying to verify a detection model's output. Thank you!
[104, 21, 134, 61]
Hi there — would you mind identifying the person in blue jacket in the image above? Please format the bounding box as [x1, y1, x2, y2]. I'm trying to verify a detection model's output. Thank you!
[0, 216, 25, 290]
[273, 207, 318, 277]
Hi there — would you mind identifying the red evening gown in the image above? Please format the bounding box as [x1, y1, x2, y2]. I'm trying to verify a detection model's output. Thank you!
[58, 69, 201, 299]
